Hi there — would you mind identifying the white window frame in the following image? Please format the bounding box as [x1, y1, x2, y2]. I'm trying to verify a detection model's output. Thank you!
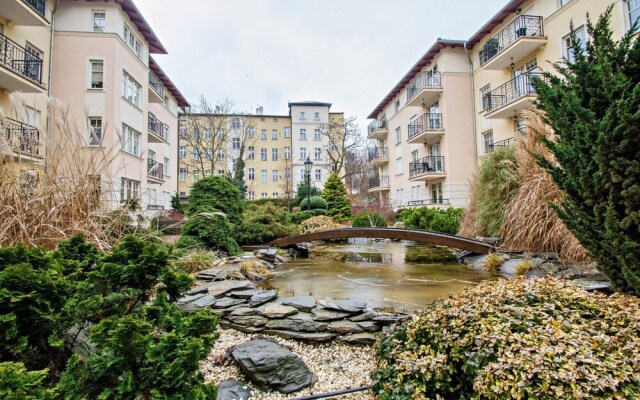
[163, 157, 170, 176]
[89, 59, 104, 89]
[628, 0, 640, 31]
[482, 130, 494, 155]
[564, 26, 587, 63]
[314, 129, 321, 141]
[120, 178, 140, 202]
[179, 168, 187, 181]
[284, 146, 291, 160]
[300, 147, 307, 160]
[248, 168, 255, 181]
[123, 24, 142, 58]
[395, 127, 401, 145]
[272, 148, 278, 161]
[92, 10, 106, 32]
[179, 146, 186, 159]
[314, 147, 322, 160]
[315, 169, 321, 182]
[261, 170, 267, 183]
[272, 170, 279, 182]
[88, 117, 102, 146]
[122, 71, 141, 107]
[261, 129, 267, 140]
[272, 129, 278, 140]
[300, 129, 307, 140]
[121, 124, 140, 156]
[261, 148, 267, 161]
[284, 127, 291, 138]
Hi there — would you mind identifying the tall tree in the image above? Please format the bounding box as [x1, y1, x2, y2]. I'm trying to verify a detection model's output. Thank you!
[534, 7, 640, 294]
[322, 173, 351, 221]
[318, 116, 362, 177]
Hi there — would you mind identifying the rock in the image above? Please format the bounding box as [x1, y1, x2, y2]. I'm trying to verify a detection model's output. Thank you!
[196, 267, 235, 281]
[572, 279, 611, 292]
[213, 297, 248, 309]
[260, 303, 298, 319]
[276, 296, 316, 312]
[288, 243, 310, 258]
[554, 266, 606, 280]
[229, 289, 265, 299]
[220, 320, 265, 334]
[256, 248, 277, 262]
[255, 259, 275, 271]
[500, 259, 524, 276]
[311, 307, 351, 321]
[207, 280, 255, 298]
[327, 321, 365, 334]
[525, 268, 549, 278]
[538, 262, 560, 274]
[338, 332, 377, 345]
[317, 299, 367, 313]
[231, 315, 270, 327]
[265, 312, 328, 332]
[230, 307, 259, 317]
[176, 293, 217, 311]
[356, 321, 380, 332]
[217, 380, 252, 400]
[262, 330, 337, 343]
[230, 339, 315, 393]
[349, 309, 378, 322]
[373, 313, 412, 325]
[250, 290, 278, 307]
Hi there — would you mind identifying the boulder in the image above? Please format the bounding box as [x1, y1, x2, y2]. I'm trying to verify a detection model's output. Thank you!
[265, 312, 328, 332]
[311, 307, 351, 321]
[338, 332, 377, 345]
[230, 339, 315, 393]
[250, 290, 278, 307]
[327, 321, 365, 334]
[260, 303, 298, 319]
[256, 248, 278, 262]
[262, 330, 337, 343]
[276, 296, 317, 312]
[217, 380, 252, 400]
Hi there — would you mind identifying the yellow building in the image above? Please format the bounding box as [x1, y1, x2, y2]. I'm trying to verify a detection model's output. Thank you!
[0, 0, 55, 179]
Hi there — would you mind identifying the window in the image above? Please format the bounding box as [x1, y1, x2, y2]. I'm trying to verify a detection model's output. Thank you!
[261, 170, 267, 182]
[202, 129, 210, 139]
[560, 0, 572, 6]
[285, 168, 291, 181]
[315, 169, 321, 182]
[395, 100, 400, 113]
[482, 130, 494, 155]
[217, 150, 225, 160]
[90, 60, 103, 89]
[88, 117, 102, 145]
[261, 148, 267, 161]
[120, 178, 139, 201]
[300, 129, 307, 140]
[272, 193, 279, 198]
[273, 118, 278, 122]
[284, 147, 291, 160]
[192, 148, 200, 160]
[193, 170, 200, 182]
[231, 118, 240, 129]
[261, 192, 268, 199]
[204, 148, 212, 160]
[179, 127, 187, 138]
[431, 183, 443, 204]
[248, 168, 255, 181]
[218, 170, 225, 177]
[179, 168, 187, 181]
[232, 138, 240, 149]
[331, 142, 338, 152]
[395, 157, 403, 175]
[300, 147, 307, 160]
[121, 124, 140, 156]
[479, 84, 491, 111]
[24, 44, 42, 82]
[204, 169, 212, 177]
[92, 10, 106, 32]
[272, 148, 278, 161]
[314, 147, 322, 160]
[179, 146, 186, 159]
[272, 170, 279, 182]
[300, 111, 305, 120]
[628, 0, 640, 30]
[314, 129, 321, 141]
[192, 129, 200, 139]
[163, 157, 170, 176]
[248, 146, 255, 160]
[314, 112, 320, 120]
[248, 191, 255, 200]
[123, 24, 142, 58]
[122, 71, 141, 107]
[395, 127, 401, 145]
[248, 127, 255, 138]
[261, 129, 267, 140]
[216, 129, 224, 140]
[564, 26, 587, 63]
[272, 130, 278, 140]
[300, 169, 306, 181]
[411, 150, 418, 162]
[284, 127, 291, 137]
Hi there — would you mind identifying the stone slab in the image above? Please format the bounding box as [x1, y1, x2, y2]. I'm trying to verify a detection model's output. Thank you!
[276, 296, 316, 312]
[318, 299, 367, 313]
[327, 321, 365, 334]
[262, 330, 337, 343]
[338, 332, 378, 345]
[260, 303, 299, 319]
[311, 307, 351, 321]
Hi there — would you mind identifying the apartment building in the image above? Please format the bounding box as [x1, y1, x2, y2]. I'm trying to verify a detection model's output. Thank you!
[178, 103, 345, 201]
[0, 0, 54, 178]
[51, 0, 188, 211]
[366, 40, 476, 210]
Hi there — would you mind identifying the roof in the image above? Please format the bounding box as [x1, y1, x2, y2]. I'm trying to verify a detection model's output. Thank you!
[149, 57, 189, 108]
[288, 101, 333, 108]
[178, 112, 291, 119]
[467, 0, 528, 48]
[367, 39, 466, 119]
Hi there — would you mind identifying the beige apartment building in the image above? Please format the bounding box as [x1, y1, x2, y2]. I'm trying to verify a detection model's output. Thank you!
[51, 0, 188, 211]
[0, 0, 54, 179]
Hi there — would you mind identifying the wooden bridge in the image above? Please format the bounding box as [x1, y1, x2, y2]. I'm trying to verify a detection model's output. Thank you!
[270, 228, 494, 254]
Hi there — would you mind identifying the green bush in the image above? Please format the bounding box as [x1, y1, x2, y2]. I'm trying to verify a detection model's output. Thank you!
[234, 203, 299, 245]
[299, 195, 328, 210]
[182, 206, 242, 255]
[0, 362, 57, 400]
[293, 182, 321, 207]
[175, 235, 204, 250]
[352, 211, 387, 228]
[249, 198, 288, 208]
[400, 207, 464, 234]
[288, 209, 327, 224]
[373, 277, 640, 399]
[185, 176, 245, 224]
[322, 173, 351, 221]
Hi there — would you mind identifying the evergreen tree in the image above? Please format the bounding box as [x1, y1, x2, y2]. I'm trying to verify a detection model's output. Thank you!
[321, 173, 352, 221]
[534, 6, 640, 294]
[232, 144, 247, 198]
[185, 176, 246, 225]
[293, 181, 321, 207]
[170, 192, 183, 213]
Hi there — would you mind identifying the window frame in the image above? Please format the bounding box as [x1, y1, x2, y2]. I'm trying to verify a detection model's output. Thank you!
[92, 10, 106, 32]
[121, 124, 140, 156]
[89, 59, 104, 89]
[88, 117, 102, 146]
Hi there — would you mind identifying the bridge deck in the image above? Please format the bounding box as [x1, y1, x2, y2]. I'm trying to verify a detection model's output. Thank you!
[270, 227, 494, 254]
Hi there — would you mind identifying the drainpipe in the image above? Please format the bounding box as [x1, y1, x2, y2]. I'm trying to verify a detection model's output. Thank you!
[463, 41, 479, 168]
[44, 0, 62, 174]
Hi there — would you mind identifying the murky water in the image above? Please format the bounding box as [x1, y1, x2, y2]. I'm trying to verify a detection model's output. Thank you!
[262, 239, 495, 313]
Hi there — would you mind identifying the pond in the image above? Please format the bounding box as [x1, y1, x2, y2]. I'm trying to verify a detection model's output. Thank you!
[260, 239, 496, 313]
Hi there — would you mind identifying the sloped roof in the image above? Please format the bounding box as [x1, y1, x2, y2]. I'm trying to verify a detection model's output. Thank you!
[149, 57, 189, 108]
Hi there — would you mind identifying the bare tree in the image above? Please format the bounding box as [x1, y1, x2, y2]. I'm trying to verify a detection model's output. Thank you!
[279, 151, 294, 208]
[318, 115, 362, 177]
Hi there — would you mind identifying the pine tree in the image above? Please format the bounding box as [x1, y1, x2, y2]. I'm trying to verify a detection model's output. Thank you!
[170, 192, 183, 213]
[321, 173, 351, 221]
[232, 144, 247, 198]
[534, 6, 640, 294]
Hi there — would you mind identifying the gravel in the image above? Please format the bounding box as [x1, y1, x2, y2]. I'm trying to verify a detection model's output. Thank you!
[201, 329, 375, 399]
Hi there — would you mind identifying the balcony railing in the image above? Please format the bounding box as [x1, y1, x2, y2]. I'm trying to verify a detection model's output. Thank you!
[149, 70, 164, 97]
[4, 118, 41, 157]
[479, 15, 544, 66]
[483, 73, 542, 114]
[369, 175, 390, 189]
[24, 0, 46, 18]
[0, 32, 43, 85]
[408, 113, 443, 140]
[409, 156, 445, 179]
[487, 137, 517, 154]
[407, 198, 450, 207]
[407, 71, 441, 101]
[367, 119, 387, 136]
[148, 113, 170, 142]
[147, 158, 164, 181]
[368, 146, 389, 161]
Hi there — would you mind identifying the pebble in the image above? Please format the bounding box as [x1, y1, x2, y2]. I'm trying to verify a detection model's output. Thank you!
[201, 329, 375, 399]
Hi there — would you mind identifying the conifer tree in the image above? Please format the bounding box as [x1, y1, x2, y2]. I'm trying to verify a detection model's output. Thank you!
[321, 173, 351, 221]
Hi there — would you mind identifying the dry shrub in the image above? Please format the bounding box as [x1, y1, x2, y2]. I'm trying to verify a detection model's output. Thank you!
[514, 259, 534, 275]
[500, 112, 591, 265]
[483, 253, 505, 273]
[458, 178, 484, 238]
[239, 260, 271, 281]
[300, 215, 344, 234]
[0, 95, 132, 249]
[174, 249, 219, 273]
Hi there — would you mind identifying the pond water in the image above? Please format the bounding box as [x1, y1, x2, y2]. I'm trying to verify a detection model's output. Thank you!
[260, 239, 496, 313]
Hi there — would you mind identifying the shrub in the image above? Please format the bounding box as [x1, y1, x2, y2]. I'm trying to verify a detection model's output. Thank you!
[321, 173, 352, 221]
[175, 235, 204, 250]
[515, 259, 534, 275]
[173, 249, 219, 273]
[289, 209, 327, 225]
[0, 362, 57, 400]
[483, 253, 505, 272]
[170, 192, 183, 213]
[300, 216, 344, 234]
[400, 207, 464, 234]
[299, 195, 328, 210]
[373, 278, 640, 399]
[234, 203, 299, 245]
[185, 176, 245, 224]
[181, 207, 242, 255]
[352, 211, 387, 228]
[293, 182, 321, 207]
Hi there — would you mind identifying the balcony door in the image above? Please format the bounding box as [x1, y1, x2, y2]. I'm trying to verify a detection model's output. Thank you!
[513, 58, 538, 97]
[429, 143, 443, 172]
[428, 102, 441, 129]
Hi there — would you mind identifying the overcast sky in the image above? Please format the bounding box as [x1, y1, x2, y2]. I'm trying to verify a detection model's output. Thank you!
[136, 0, 506, 128]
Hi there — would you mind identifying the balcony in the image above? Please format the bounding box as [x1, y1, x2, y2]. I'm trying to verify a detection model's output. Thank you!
[3, 118, 42, 158]
[147, 158, 164, 182]
[0, 32, 45, 92]
[483, 73, 542, 119]
[406, 71, 442, 108]
[3, 0, 48, 26]
[407, 113, 444, 144]
[368, 147, 389, 165]
[406, 198, 450, 207]
[148, 113, 170, 143]
[486, 137, 517, 154]
[408, 156, 446, 181]
[367, 119, 388, 140]
[148, 70, 164, 103]
[479, 15, 546, 70]
[368, 175, 390, 192]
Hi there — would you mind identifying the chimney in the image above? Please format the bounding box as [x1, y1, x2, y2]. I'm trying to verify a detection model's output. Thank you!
[256, 105, 264, 115]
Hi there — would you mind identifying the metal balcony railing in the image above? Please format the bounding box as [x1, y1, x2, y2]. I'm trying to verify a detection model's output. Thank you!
[483, 73, 542, 114]
[409, 156, 445, 179]
[4, 118, 41, 157]
[148, 113, 170, 142]
[0, 32, 43, 85]
[479, 15, 544, 66]
[147, 158, 164, 181]
[367, 119, 387, 136]
[368, 146, 389, 161]
[408, 113, 443, 140]
[24, 0, 46, 18]
[149, 70, 164, 97]
[407, 198, 450, 206]
[407, 71, 441, 101]
[369, 175, 390, 190]
[487, 137, 517, 154]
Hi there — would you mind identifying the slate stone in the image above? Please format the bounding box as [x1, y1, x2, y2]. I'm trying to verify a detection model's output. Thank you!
[176, 293, 217, 311]
[262, 330, 337, 343]
[265, 312, 328, 332]
[230, 339, 315, 393]
[276, 296, 316, 312]
[318, 299, 367, 313]
[231, 315, 270, 327]
[213, 297, 248, 309]
[373, 314, 412, 325]
[249, 290, 278, 307]
[192, 280, 255, 298]
[260, 304, 298, 319]
[229, 289, 264, 299]
[196, 268, 234, 281]
[355, 321, 380, 332]
[217, 380, 252, 400]
[220, 320, 265, 334]
[500, 259, 523, 276]
[327, 321, 364, 334]
[338, 332, 377, 345]
[256, 248, 278, 261]
[311, 307, 351, 321]
[538, 262, 560, 274]
[230, 307, 259, 317]
[349, 309, 378, 322]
